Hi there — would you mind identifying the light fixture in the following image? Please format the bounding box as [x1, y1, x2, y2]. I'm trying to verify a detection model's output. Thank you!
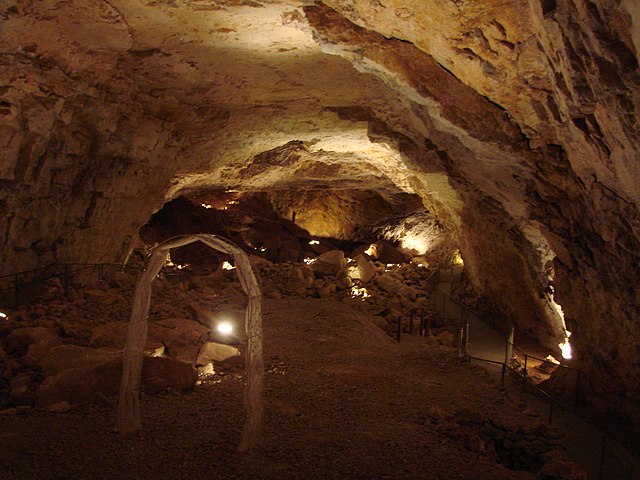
[309, 240, 320, 245]
[222, 261, 236, 270]
[559, 331, 572, 360]
[217, 322, 233, 335]
[364, 244, 377, 257]
[0, 312, 7, 320]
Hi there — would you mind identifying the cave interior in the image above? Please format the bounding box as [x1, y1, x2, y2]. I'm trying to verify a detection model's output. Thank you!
[1, 0, 640, 478]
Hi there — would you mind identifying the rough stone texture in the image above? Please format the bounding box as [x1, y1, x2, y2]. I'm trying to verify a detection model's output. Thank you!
[1, 1, 639, 399]
[36, 354, 197, 408]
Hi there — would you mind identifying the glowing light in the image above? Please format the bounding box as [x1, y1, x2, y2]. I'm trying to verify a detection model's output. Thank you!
[545, 355, 560, 365]
[201, 203, 213, 209]
[365, 244, 377, 257]
[303, 257, 317, 265]
[451, 250, 464, 266]
[0, 312, 7, 320]
[309, 240, 320, 245]
[222, 261, 236, 270]
[164, 253, 188, 270]
[559, 331, 572, 360]
[350, 286, 370, 300]
[550, 293, 573, 360]
[217, 322, 233, 335]
[259, 247, 267, 252]
[400, 234, 429, 254]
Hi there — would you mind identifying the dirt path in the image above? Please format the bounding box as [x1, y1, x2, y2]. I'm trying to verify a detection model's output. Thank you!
[0, 298, 572, 479]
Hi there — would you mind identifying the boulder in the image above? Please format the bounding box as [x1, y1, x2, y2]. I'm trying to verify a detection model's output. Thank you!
[375, 240, 409, 264]
[356, 254, 376, 283]
[375, 273, 407, 295]
[312, 250, 347, 277]
[187, 303, 216, 328]
[155, 318, 209, 364]
[6, 327, 60, 356]
[90, 318, 209, 364]
[37, 355, 197, 408]
[411, 256, 430, 268]
[39, 344, 120, 377]
[89, 321, 165, 356]
[10, 372, 35, 405]
[47, 401, 72, 413]
[435, 330, 455, 347]
[196, 341, 241, 366]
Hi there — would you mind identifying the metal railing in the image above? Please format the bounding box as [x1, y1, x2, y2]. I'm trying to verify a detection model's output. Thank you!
[0, 262, 141, 308]
[431, 267, 638, 480]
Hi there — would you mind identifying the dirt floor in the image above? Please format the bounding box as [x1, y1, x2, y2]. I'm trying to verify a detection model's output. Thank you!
[0, 298, 575, 480]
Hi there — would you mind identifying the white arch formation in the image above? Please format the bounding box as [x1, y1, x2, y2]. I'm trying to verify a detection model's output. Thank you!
[117, 234, 264, 452]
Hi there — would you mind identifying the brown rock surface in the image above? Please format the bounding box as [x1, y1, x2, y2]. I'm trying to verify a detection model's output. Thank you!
[0, 297, 585, 479]
[37, 355, 197, 408]
[0, 0, 639, 414]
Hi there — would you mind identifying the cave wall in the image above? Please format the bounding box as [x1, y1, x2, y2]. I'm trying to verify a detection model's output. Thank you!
[1, 0, 639, 396]
[268, 189, 419, 240]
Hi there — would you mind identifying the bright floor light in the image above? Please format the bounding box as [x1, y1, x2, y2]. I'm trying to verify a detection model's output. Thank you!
[217, 322, 233, 335]
[222, 261, 235, 270]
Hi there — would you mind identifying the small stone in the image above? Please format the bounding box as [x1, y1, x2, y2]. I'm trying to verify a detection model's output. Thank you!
[47, 401, 72, 413]
[199, 363, 215, 376]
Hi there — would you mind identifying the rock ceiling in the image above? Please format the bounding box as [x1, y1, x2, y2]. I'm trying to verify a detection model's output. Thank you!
[1, 1, 639, 396]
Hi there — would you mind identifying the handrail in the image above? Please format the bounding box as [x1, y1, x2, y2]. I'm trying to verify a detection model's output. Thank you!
[433, 267, 638, 478]
[0, 261, 143, 308]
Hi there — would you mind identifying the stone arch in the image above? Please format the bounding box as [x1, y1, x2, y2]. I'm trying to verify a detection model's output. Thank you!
[117, 234, 264, 452]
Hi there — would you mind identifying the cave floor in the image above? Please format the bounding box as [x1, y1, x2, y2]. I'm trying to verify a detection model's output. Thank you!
[0, 298, 565, 480]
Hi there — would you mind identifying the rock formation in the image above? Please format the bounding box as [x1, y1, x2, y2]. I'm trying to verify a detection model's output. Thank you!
[1, 0, 639, 408]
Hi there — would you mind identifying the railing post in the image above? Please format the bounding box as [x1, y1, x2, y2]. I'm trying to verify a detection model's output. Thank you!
[523, 354, 528, 391]
[396, 316, 402, 343]
[505, 325, 514, 365]
[409, 309, 414, 334]
[574, 369, 580, 413]
[463, 310, 470, 357]
[501, 363, 506, 385]
[598, 433, 606, 480]
[419, 308, 424, 336]
[14, 273, 20, 308]
[63, 265, 70, 296]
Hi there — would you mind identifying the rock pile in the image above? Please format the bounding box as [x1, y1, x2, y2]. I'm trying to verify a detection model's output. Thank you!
[253, 250, 446, 334]
[0, 246, 451, 413]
